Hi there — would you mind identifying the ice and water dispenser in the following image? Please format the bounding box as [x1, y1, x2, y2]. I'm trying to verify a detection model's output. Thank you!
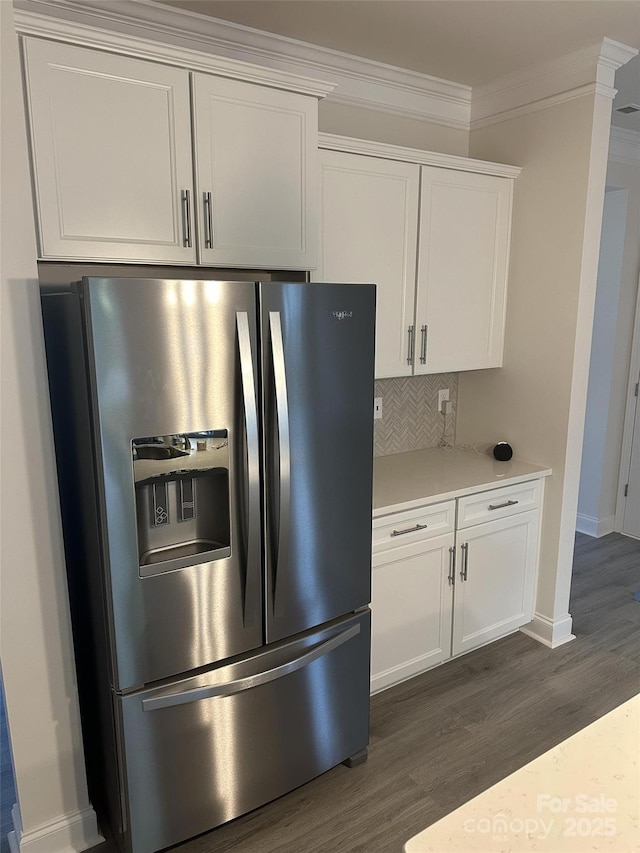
[132, 430, 231, 577]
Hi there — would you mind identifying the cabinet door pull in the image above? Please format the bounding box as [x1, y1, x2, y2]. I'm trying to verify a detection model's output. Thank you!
[390, 522, 427, 538]
[407, 325, 415, 365]
[181, 189, 192, 248]
[203, 191, 213, 249]
[448, 545, 455, 585]
[488, 499, 519, 511]
[420, 325, 428, 364]
[460, 542, 468, 581]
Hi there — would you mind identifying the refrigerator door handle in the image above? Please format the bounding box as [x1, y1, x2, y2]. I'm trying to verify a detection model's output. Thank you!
[237, 312, 261, 624]
[142, 622, 361, 711]
[269, 311, 291, 617]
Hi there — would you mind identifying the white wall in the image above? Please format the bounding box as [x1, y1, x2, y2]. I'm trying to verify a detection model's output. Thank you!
[0, 5, 101, 852]
[0, 6, 470, 847]
[607, 145, 640, 526]
[577, 188, 629, 536]
[576, 130, 640, 537]
[319, 100, 469, 155]
[456, 90, 613, 647]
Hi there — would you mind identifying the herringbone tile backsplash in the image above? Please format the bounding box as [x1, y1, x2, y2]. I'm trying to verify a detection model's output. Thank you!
[374, 373, 457, 457]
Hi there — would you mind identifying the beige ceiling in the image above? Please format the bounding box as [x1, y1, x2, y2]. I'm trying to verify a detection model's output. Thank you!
[158, 0, 640, 126]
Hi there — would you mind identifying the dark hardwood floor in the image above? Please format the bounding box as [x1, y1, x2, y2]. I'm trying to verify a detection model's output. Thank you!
[158, 533, 637, 853]
[6, 533, 640, 853]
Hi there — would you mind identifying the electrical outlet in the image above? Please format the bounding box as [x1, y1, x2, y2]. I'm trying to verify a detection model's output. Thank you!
[438, 389, 450, 412]
[374, 397, 383, 420]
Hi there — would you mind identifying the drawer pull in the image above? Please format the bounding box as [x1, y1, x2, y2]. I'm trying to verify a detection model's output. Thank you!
[390, 522, 428, 538]
[488, 499, 519, 511]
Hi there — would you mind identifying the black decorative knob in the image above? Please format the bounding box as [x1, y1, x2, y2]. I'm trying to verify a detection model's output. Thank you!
[493, 442, 513, 461]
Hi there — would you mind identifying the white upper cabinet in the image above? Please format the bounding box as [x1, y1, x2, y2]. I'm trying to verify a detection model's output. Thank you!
[415, 167, 512, 374]
[317, 136, 519, 378]
[192, 75, 317, 269]
[23, 38, 322, 268]
[23, 39, 195, 264]
[315, 150, 419, 378]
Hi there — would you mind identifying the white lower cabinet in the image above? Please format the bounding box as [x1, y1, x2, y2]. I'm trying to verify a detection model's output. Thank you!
[371, 480, 542, 693]
[371, 532, 454, 693]
[452, 510, 539, 657]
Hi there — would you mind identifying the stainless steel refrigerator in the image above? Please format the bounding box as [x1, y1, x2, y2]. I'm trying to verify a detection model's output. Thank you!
[41, 277, 375, 853]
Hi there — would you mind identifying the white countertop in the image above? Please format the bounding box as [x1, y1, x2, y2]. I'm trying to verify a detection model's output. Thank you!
[404, 694, 639, 852]
[373, 447, 551, 517]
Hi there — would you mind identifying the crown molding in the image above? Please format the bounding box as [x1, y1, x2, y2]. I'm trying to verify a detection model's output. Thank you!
[318, 132, 521, 178]
[609, 126, 640, 166]
[13, 0, 472, 129]
[13, 1, 636, 135]
[598, 37, 640, 78]
[471, 82, 617, 131]
[13, 3, 336, 96]
[472, 37, 638, 129]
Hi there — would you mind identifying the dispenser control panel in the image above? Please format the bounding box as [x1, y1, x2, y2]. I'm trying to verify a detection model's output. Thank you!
[132, 430, 231, 577]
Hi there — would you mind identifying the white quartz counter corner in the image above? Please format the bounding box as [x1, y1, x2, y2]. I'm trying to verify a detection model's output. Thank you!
[373, 447, 552, 517]
[404, 694, 639, 852]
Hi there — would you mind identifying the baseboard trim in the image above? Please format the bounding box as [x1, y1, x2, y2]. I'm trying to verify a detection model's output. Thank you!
[576, 513, 615, 538]
[8, 802, 104, 853]
[520, 612, 576, 649]
[370, 652, 445, 694]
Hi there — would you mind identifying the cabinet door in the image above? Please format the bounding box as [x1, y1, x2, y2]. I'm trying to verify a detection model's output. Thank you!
[316, 151, 419, 378]
[452, 510, 539, 657]
[415, 167, 513, 374]
[193, 74, 317, 269]
[371, 532, 454, 693]
[23, 39, 195, 263]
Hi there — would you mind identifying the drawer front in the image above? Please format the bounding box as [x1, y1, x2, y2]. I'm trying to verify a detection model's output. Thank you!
[373, 501, 455, 551]
[457, 480, 541, 529]
[120, 612, 370, 853]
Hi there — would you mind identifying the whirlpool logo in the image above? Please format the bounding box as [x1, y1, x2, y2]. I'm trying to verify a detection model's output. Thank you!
[332, 310, 353, 320]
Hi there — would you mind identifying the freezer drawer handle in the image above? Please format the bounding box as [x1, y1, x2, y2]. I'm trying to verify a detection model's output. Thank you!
[390, 523, 427, 537]
[237, 312, 261, 625]
[488, 499, 519, 511]
[141, 623, 361, 711]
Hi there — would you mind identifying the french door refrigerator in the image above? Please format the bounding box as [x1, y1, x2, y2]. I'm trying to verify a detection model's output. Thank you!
[42, 277, 375, 853]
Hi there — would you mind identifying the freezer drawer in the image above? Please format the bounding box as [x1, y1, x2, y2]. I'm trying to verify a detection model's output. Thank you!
[118, 611, 371, 853]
